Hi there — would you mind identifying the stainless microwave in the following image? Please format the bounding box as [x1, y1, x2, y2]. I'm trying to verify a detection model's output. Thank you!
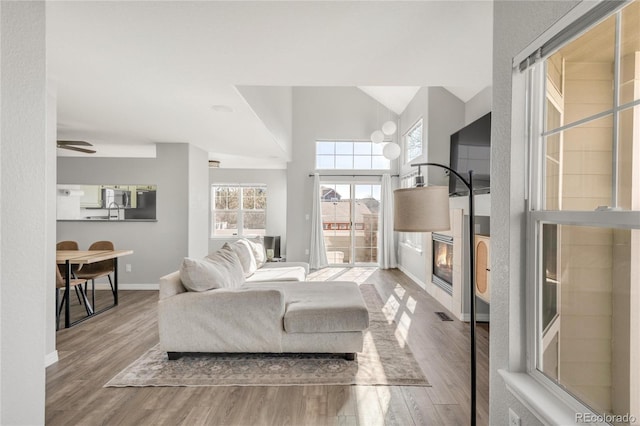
[102, 188, 131, 208]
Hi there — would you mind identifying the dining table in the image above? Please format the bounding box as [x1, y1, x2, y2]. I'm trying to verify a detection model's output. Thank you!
[56, 249, 133, 328]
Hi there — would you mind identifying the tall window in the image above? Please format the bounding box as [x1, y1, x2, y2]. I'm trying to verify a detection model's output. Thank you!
[211, 185, 266, 237]
[404, 118, 423, 163]
[316, 140, 390, 170]
[523, 1, 640, 420]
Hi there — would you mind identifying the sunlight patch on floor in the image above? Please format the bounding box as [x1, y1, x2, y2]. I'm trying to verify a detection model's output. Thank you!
[393, 312, 412, 348]
[355, 385, 387, 426]
[307, 266, 377, 284]
[381, 283, 417, 349]
[406, 296, 417, 314]
[337, 267, 377, 284]
[307, 267, 346, 281]
[381, 283, 405, 321]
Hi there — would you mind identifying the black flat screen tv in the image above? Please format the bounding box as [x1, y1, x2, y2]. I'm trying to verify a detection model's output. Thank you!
[449, 112, 491, 196]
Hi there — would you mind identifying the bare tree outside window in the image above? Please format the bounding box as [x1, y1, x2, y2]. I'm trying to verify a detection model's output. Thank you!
[212, 185, 266, 237]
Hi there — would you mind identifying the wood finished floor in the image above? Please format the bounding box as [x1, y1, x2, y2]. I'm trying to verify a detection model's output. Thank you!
[47, 268, 489, 425]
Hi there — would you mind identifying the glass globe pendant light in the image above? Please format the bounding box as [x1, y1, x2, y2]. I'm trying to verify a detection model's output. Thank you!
[382, 120, 397, 136]
[382, 142, 401, 160]
[371, 130, 385, 144]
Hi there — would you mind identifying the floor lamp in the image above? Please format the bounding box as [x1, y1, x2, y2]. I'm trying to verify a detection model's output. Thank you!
[393, 162, 477, 426]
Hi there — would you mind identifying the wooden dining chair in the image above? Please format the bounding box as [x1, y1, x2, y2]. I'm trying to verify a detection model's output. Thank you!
[56, 240, 85, 304]
[55, 266, 92, 330]
[76, 241, 116, 305]
[56, 240, 79, 250]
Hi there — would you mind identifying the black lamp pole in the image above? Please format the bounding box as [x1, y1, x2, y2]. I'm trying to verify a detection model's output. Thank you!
[412, 162, 477, 426]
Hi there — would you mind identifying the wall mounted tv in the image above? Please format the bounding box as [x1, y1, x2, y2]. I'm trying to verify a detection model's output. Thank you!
[449, 112, 491, 196]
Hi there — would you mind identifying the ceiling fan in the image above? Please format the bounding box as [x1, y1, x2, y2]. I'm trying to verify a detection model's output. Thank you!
[56, 140, 96, 154]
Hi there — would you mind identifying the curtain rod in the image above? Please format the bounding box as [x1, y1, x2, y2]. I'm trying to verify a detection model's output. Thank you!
[308, 173, 399, 177]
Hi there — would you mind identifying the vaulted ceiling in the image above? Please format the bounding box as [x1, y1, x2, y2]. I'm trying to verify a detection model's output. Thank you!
[48, 1, 493, 166]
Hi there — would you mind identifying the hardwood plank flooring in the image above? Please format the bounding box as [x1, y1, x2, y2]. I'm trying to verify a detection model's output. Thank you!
[46, 268, 489, 425]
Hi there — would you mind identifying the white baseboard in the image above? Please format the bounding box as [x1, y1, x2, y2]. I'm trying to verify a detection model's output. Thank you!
[45, 350, 59, 367]
[94, 283, 159, 290]
[397, 265, 427, 291]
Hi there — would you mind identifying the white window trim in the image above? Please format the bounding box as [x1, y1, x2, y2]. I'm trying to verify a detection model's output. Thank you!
[505, 2, 640, 424]
[403, 118, 423, 164]
[210, 184, 267, 238]
[315, 139, 391, 171]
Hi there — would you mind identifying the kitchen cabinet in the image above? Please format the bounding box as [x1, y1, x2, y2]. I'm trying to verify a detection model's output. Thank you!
[80, 185, 101, 208]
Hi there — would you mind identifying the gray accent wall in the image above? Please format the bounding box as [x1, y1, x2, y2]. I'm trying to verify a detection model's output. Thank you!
[491, 1, 580, 425]
[57, 143, 209, 285]
[427, 87, 466, 187]
[188, 144, 210, 258]
[208, 168, 287, 254]
[397, 87, 466, 287]
[465, 86, 492, 125]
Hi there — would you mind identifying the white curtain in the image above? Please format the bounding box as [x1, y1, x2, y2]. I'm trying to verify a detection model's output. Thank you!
[378, 173, 397, 269]
[309, 173, 328, 270]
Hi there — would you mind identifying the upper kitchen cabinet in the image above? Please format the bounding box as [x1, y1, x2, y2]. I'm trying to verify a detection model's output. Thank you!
[80, 185, 102, 208]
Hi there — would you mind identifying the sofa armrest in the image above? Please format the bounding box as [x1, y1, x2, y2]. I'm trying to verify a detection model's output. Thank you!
[159, 271, 186, 299]
[158, 287, 286, 353]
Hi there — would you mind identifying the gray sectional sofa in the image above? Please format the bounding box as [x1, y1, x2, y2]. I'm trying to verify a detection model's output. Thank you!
[158, 239, 369, 360]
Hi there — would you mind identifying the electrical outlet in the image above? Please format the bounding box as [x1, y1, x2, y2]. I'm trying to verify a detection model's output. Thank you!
[125, 264, 132, 272]
[509, 409, 521, 426]
[305, 249, 309, 255]
[305, 214, 310, 221]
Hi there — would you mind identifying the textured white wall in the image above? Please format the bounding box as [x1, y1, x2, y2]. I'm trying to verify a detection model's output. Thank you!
[0, 1, 47, 423]
[490, 1, 580, 425]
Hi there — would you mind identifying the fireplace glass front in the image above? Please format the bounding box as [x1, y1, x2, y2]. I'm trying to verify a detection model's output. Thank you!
[432, 233, 454, 294]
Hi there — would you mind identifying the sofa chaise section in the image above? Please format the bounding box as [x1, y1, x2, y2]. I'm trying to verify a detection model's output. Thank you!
[158, 270, 369, 360]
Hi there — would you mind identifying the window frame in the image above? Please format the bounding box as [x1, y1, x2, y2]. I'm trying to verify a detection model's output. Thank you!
[403, 118, 424, 164]
[315, 140, 390, 171]
[520, 2, 640, 419]
[210, 184, 267, 238]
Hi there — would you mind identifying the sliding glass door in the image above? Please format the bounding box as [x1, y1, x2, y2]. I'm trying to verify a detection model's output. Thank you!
[320, 183, 381, 265]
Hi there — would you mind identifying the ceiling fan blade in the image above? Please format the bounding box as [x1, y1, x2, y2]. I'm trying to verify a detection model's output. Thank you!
[57, 140, 93, 147]
[58, 145, 96, 154]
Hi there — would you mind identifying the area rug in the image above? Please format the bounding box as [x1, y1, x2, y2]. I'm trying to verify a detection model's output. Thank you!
[104, 284, 429, 387]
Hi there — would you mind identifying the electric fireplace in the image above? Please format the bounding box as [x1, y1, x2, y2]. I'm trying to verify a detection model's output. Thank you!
[432, 233, 454, 295]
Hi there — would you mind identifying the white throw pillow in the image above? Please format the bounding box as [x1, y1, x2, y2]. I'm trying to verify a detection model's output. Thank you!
[246, 236, 267, 268]
[180, 247, 244, 292]
[223, 240, 257, 277]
